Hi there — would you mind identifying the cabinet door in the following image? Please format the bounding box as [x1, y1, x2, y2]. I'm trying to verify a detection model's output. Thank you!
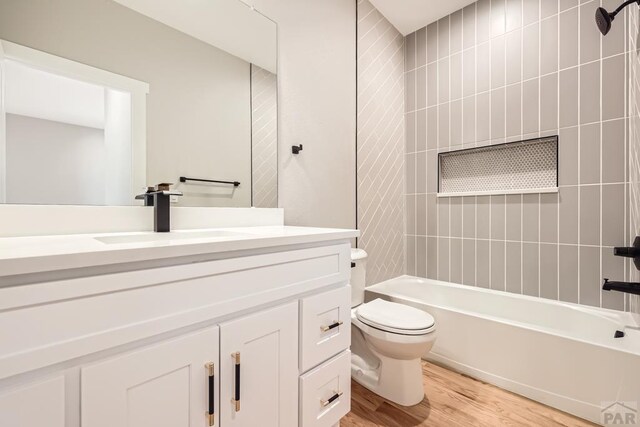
[220, 302, 298, 427]
[0, 376, 65, 427]
[82, 327, 219, 427]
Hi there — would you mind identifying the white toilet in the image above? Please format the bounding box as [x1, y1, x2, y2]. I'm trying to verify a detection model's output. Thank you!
[350, 249, 436, 406]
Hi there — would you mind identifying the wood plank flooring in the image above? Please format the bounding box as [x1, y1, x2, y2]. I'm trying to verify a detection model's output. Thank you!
[342, 361, 597, 427]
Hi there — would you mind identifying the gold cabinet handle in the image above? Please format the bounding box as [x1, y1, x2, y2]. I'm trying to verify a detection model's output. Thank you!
[205, 362, 215, 426]
[231, 352, 241, 412]
[321, 390, 343, 407]
[320, 320, 344, 332]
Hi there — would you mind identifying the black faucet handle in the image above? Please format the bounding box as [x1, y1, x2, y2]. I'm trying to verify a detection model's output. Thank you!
[613, 236, 640, 270]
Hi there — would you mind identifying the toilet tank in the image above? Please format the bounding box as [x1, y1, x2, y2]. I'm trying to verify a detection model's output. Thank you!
[350, 248, 368, 307]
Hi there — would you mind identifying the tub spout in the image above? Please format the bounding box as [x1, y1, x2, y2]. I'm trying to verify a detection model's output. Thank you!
[602, 278, 640, 296]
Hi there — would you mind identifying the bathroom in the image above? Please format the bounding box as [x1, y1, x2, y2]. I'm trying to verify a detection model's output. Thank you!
[0, 0, 638, 426]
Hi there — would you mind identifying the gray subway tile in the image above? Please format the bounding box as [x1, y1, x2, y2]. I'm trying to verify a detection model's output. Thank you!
[427, 150, 438, 193]
[477, 240, 490, 288]
[560, 0, 577, 12]
[416, 151, 426, 194]
[523, 23, 539, 80]
[477, 42, 491, 93]
[559, 186, 579, 244]
[438, 16, 450, 59]
[406, 69, 416, 112]
[506, 0, 522, 32]
[406, 194, 416, 234]
[406, 153, 416, 194]
[506, 194, 522, 240]
[540, 73, 558, 132]
[438, 58, 450, 104]
[416, 66, 426, 110]
[406, 112, 416, 153]
[491, 0, 506, 36]
[417, 236, 427, 277]
[506, 84, 522, 137]
[506, 242, 522, 293]
[559, 245, 579, 303]
[463, 47, 476, 97]
[602, 184, 625, 247]
[463, 4, 476, 49]
[427, 22, 438, 64]
[523, 78, 540, 134]
[477, 92, 491, 142]
[405, 32, 416, 71]
[451, 100, 463, 146]
[427, 237, 438, 279]
[540, 0, 558, 19]
[523, 242, 540, 296]
[417, 194, 426, 236]
[416, 108, 427, 152]
[427, 62, 438, 107]
[540, 192, 558, 243]
[491, 88, 506, 140]
[463, 238, 476, 285]
[559, 7, 578, 70]
[540, 16, 558, 75]
[427, 107, 438, 150]
[491, 195, 506, 240]
[579, 61, 600, 125]
[580, 185, 600, 246]
[438, 103, 450, 148]
[477, 196, 491, 239]
[492, 35, 506, 89]
[491, 240, 506, 291]
[450, 238, 463, 284]
[438, 198, 450, 236]
[438, 237, 450, 281]
[602, 3, 625, 58]
[450, 197, 463, 237]
[451, 10, 463, 54]
[477, 0, 492, 43]
[406, 235, 416, 275]
[601, 247, 625, 310]
[540, 243, 558, 300]
[559, 67, 579, 128]
[463, 96, 476, 144]
[602, 55, 625, 121]
[579, 246, 600, 307]
[579, 123, 601, 185]
[558, 126, 578, 186]
[416, 27, 427, 67]
[523, 194, 540, 242]
[602, 119, 626, 184]
[427, 193, 437, 235]
[463, 197, 476, 237]
[451, 53, 463, 101]
[506, 29, 522, 85]
[523, 0, 540, 26]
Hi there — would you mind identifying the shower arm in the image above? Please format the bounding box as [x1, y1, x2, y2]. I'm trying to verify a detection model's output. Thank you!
[611, 0, 640, 19]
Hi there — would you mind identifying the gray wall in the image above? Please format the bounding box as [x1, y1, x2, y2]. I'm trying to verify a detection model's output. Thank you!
[248, 0, 357, 230]
[405, 0, 630, 311]
[0, 0, 252, 207]
[357, 0, 405, 285]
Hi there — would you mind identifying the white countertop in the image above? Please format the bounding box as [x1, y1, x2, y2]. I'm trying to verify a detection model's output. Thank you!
[0, 226, 359, 278]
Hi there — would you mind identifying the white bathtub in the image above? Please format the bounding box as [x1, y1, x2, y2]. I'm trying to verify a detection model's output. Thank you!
[365, 275, 640, 425]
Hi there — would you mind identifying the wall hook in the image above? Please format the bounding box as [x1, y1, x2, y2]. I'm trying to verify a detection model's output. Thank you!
[292, 144, 303, 154]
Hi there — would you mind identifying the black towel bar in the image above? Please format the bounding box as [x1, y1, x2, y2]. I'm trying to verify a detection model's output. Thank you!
[179, 176, 240, 187]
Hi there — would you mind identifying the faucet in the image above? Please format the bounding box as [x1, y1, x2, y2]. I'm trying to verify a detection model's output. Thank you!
[136, 183, 183, 232]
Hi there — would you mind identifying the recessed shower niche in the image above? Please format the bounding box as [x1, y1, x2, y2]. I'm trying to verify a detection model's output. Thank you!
[437, 136, 558, 197]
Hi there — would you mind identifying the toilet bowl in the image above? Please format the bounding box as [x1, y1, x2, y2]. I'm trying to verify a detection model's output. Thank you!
[349, 249, 436, 406]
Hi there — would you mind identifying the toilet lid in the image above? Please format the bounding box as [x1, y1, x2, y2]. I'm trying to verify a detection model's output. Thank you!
[356, 299, 435, 334]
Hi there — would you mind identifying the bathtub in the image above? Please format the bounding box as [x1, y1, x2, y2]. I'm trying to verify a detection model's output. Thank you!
[365, 276, 640, 425]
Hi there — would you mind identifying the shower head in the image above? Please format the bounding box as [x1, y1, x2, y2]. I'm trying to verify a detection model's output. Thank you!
[596, 0, 640, 36]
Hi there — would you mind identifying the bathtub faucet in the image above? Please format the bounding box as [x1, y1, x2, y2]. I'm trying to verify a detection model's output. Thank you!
[602, 279, 640, 296]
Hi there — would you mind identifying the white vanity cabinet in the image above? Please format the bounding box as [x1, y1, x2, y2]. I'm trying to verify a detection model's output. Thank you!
[0, 237, 355, 427]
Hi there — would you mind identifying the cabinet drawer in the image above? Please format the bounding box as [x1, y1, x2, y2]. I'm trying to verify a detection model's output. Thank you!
[300, 286, 351, 372]
[300, 351, 351, 427]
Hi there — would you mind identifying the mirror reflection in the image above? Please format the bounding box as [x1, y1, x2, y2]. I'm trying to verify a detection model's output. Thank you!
[0, 0, 278, 208]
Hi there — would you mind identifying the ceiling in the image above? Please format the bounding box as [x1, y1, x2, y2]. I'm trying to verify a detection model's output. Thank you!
[369, 0, 477, 36]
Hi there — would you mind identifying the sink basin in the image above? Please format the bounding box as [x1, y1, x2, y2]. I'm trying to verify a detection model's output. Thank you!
[95, 230, 250, 245]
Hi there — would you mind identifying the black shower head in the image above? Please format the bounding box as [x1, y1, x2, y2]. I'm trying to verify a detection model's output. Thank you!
[595, 7, 613, 35]
[596, 0, 640, 36]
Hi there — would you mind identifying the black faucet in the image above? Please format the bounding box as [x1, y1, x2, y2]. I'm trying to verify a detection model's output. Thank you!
[602, 236, 640, 296]
[136, 183, 182, 232]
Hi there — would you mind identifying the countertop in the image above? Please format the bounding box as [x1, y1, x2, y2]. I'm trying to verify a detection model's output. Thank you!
[0, 226, 359, 279]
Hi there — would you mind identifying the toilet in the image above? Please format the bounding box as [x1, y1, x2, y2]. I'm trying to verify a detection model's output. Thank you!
[349, 248, 436, 406]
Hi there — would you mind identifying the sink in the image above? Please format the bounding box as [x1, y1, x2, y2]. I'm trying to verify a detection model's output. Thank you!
[95, 230, 250, 245]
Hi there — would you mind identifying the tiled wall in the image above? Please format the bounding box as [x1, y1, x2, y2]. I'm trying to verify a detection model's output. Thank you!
[357, 0, 406, 285]
[629, 6, 640, 316]
[405, 0, 631, 311]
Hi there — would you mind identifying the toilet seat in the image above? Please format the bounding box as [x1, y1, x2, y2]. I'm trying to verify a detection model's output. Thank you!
[355, 299, 435, 336]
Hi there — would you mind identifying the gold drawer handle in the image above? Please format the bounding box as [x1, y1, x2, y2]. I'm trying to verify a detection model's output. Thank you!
[320, 321, 343, 332]
[321, 391, 343, 407]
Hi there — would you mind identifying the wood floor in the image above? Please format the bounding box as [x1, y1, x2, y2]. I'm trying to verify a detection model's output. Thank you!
[342, 361, 597, 427]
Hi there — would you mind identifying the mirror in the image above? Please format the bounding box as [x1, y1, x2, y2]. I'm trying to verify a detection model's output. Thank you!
[0, 0, 278, 208]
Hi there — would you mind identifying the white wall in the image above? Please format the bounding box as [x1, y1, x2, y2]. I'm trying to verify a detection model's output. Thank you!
[246, 0, 357, 229]
[6, 114, 106, 205]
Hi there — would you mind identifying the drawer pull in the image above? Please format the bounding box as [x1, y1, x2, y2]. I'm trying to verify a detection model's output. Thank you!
[231, 352, 241, 412]
[321, 391, 343, 407]
[205, 362, 215, 426]
[320, 321, 343, 332]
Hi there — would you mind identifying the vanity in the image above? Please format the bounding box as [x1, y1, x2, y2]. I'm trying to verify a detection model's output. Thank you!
[0, 221, 358, 427]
